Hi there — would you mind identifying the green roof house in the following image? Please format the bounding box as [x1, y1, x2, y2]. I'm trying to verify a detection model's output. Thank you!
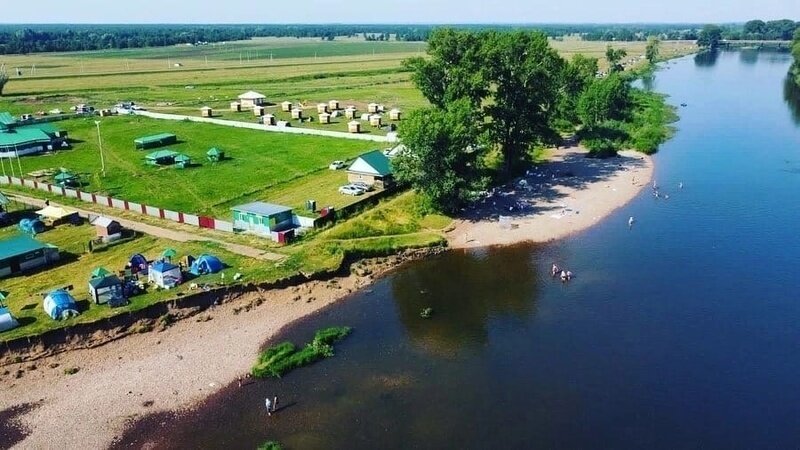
[231, 202, 294, 236]
[174, 154, 191, 169]
[206, 147, 225, 162]
[134, 133, 177, 150]
[0, 235, 60, 279]
[0, 113, 66, 157]
[145, 150, 179, 166]
[347, 150, 394, 189]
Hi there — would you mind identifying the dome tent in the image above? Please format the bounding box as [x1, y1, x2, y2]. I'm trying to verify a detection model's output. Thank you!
[0, 307, 20, 332]
[43, 290, 79, 320]
[190, 254, 224, 275]
[129, 254, 148, 274]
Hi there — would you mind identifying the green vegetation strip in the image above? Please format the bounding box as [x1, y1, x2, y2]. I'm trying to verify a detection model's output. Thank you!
[251, 326, 352, 378]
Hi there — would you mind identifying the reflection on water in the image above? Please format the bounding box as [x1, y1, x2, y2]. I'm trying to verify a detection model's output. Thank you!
[784, 74, 800, 125]
[391, 247, 539, 355]
[739, 49, 759, 65]
[694, 49, 719, 67]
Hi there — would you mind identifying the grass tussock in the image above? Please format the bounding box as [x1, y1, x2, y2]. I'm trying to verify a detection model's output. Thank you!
[251, 326, 352, 378]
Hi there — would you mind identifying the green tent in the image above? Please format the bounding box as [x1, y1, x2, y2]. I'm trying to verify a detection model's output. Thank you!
[91, 267, 112, 279]
[161, 248, 177, 261]
[54, 170, 79, 186]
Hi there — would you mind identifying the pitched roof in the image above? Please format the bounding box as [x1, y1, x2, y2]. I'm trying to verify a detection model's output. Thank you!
[174, 154, 191, 162]
[238, 91, 266, 100]
[0, 235, 57, 261]
[134, 133, 176, 144]
[90, 216, 119, 228]
[89, 275, 122, 289]
[0, 127, 52, 148]
[151, 261, 179, 273]
[36, 205, 77, 219]
[0, 112, 16, 128]
[207, 147, 223, 156]
[145, 150, 179, 160]
[348, 150, 393, 177]
[231, 202, 292, 217]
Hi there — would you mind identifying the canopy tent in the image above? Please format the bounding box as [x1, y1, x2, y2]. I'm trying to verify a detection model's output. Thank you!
[91, 267, 112, 279]
[0, 307, 19, 332]
[36, 205, 78, 220]
[43, 290, 79, 320]
[148, 261, 182, 289]
[190, 254, 224, 275]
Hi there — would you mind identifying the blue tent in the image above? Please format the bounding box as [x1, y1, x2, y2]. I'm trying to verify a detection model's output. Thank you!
[43, 290, 79, 320]
[18, 218, 46, 235]
[0, 307, 20, 332]
[190, 254, 224, 275]
[129, 254, 148, 273]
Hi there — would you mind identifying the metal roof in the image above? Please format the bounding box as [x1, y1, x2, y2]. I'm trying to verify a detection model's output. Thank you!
[134, 133, 176, 144]
[231, 201, 292, 217]
[89, 275, 122, 289]
[0, 127, 52, 148]
[145, 150, 179, 159]
[238, 91, 266, 100]
[91, 216, 119, 228]
[348, 150, 393, 177]
[0, 235, 57, 261]
[0, 112, 17, 128]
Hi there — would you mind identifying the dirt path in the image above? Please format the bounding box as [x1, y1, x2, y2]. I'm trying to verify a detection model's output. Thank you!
[6, 193, 284, 261]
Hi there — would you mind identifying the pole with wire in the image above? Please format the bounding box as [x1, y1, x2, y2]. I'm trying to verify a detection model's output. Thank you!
[95, 121, 106, 177]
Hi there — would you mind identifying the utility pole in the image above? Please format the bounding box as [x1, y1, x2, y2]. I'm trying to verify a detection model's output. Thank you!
[95, 121, 106, 177]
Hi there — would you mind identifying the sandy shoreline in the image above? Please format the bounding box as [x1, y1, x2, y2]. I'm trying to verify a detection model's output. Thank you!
[1, 146, 653, 449]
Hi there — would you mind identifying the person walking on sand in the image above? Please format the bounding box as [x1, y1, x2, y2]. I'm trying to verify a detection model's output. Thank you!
[265, 397, 273, 417]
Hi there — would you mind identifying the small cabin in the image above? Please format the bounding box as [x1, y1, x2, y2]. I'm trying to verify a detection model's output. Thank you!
[281, 101, 293, 112]
[370, 115, 383, 127]
[368, 103, 379, 114]
[291, 109, 304, 120]
[263, 114, 276, 126]
[253, 106, 265, 117]
[91, 216, 122, 238]
[328, 100, 340, 111]
[348, 121, 361, 134]
[317, 103, 329, 114]
[390, 109, 402, 121]
[319, 113, 331, 124]
[201, 106, 213, 117]
[230, 102, 242, 112]
[345, 108, 357, 119]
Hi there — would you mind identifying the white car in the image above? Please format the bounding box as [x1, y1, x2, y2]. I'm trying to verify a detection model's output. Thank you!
[339, 185, 364, 196]
[351, 181, 374, 192]
[329, 160, 346, 170]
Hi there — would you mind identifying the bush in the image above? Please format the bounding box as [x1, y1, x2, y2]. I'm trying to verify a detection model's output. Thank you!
[251, 327, 352, 378]
[257, 441, 283, 450]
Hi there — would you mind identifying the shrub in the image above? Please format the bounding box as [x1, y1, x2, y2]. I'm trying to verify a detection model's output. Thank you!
[251, 327, 352, 378]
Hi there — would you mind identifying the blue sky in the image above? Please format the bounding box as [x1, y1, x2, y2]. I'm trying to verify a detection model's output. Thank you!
[2, 0, 798, 24]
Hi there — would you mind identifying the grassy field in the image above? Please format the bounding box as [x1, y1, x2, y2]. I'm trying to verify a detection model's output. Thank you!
[5, 115, 379, 218]
[0, 207, 289, 342]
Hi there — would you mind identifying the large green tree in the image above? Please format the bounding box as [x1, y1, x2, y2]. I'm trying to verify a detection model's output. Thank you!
[482, 31, 565, 172]
[697, 24, 723, 50]
[394, 100, 486, 212]
[556, 54, 600, 125]
[605, 45, 628, 73]
[577, 74, 631, 127]
[645, 37, 660, 65]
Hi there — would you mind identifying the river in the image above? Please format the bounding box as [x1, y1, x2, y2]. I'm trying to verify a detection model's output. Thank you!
[115, 50, 800, 449]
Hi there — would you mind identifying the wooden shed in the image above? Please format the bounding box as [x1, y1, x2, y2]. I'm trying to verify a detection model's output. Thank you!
[348, 121, 361, 133]
[281, 101, 293, 112]
[238, 91, 266, 108]
[370, 115, 383, 127]
[263, 114, 276, 126]
[90, 216, 122, 238]
[253, 106, 265, 117]
[291, 108, 304, 120]
[317, 103, 329, 114]
[368, 103, 379, 114]
[345, 108, 357, 119]
[328, 100, 340, 111]
[319, 113, 331, 124]
[201, 106, 213, 117]
[390, 109, 402, 121]
[230, 102, 242, 112]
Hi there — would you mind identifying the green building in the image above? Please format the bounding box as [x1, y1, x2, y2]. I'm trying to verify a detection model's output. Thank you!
[134, 133, 177, 150]
[0, 235, 60, 279]
[231, 202, 294, 236]
[0, 112, 67, 158]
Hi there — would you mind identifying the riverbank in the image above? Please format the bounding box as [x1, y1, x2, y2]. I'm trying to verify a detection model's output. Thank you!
[448, 146, 653, 248]
[0, 250, 440, 449]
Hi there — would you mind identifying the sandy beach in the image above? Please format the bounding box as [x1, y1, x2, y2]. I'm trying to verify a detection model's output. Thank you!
[1, 145, 653, 449]
[448, 146, 653, 248]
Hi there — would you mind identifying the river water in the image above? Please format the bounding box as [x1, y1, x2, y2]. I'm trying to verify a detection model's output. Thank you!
[116, 51, 800, 449]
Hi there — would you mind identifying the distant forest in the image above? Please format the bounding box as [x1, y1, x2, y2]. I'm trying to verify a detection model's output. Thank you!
[0, 21, 797, 55]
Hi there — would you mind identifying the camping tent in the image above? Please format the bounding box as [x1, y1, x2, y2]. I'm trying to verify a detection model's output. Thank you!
[190, 254, 224, 275]
[88, 275, 124, 305]
[91, 267, 112, 279]
[148, 261, 182, 288]
[129, 254, 148, 274]
[43, 290, 79, 320]
[0, 307, 19, 332]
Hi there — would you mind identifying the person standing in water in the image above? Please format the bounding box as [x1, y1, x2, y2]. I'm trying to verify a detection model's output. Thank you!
[265, 397, 273, 417]
[628, 216, 635, 228]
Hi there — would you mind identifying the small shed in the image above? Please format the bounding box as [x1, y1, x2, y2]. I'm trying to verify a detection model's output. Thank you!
[148, 261, 182, 289]
[360, 113, 371, 121]
[91, 216, 122, 238]
[390, 109, 402, 121]
[329, 100, 340, 111]
[317, 103, 329, 114]
[348, 121, 361, 134]
[0, 307, 19, 333]
[201, 106, 213, 118]
[231, 202, 294, 236]
[319, 113, 331, 124]
[368, 103, 379, 114]
[230, 102, 242, 112]
[174, 154, 191, 169]
[190, 254, 224, 275]
[134, 133, 177, 150]
[263, 114, 276, 126]
[347, 150, 394, 188]
[145, 150, 179, 166]
[43, 290, 79, 320]
[291, 109, 304, 120]
[253, 106, 265, 117]
[345, 108, 357, 119]
[238, 91, 266, 108]
[281, 101, 293, 112]
[369, 115, 383, 127]
[88, 275, 124, 304]
[207, 148, 225, 162]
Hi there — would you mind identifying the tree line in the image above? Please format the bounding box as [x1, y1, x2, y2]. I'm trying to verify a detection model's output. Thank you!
[792, 29, 800, 86]
[395, 29, 670, 213]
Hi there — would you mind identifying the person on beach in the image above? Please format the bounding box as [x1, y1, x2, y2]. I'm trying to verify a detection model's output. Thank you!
[265, 397, 272, 417]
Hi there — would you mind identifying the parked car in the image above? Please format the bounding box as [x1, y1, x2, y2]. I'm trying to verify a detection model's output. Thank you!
[351, 181, 374, 192]
[329, 160, 346, 170]
[339, 185, 364, 196]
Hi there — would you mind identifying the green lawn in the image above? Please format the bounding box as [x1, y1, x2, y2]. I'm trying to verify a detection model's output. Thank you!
[9, 115, 376, 217]
[0, 216, 289, 342]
